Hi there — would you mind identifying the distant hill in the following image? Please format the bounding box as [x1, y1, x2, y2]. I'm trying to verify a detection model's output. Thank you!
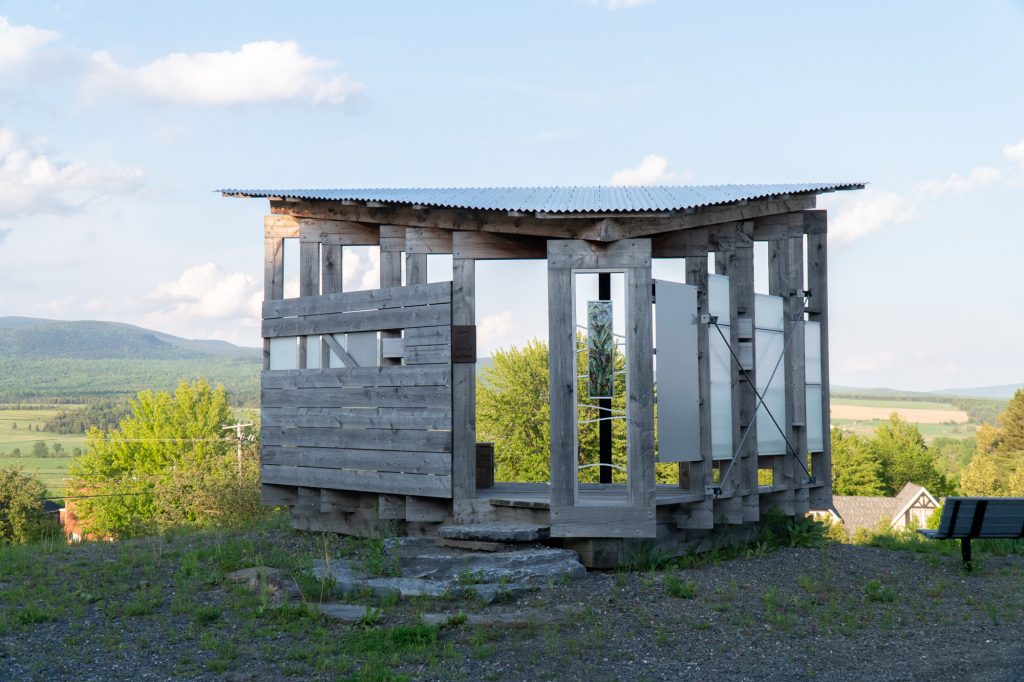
[0, 317, 260, 404]
[935, 384, 1024, 400]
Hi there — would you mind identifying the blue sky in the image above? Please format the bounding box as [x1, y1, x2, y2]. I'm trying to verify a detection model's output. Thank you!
[1, 1, 1022, 391]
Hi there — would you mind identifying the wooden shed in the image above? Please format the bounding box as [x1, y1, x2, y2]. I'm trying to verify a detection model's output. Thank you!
[223, 183, 862, 565]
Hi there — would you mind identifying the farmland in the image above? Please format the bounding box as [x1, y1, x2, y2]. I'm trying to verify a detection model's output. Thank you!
[830, 396, 984, 442]
[0, 405, 87, 496]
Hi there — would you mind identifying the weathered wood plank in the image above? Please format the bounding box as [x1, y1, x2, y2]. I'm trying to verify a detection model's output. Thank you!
[549, 506, 657, 538]
[547, 239, 652, 270]
[405, 227, 453, 254]
[767, 239, 797, 515]
[404, 325, 451, 346]
[406, 496, 450, 522]
[261, 425, 452, 453]
[264, 214, 300, 239]
[378, 494, 407, 520]
[320, 489, 365, 513]
[262, 407, 451, 430]
[451, 255, 475, 505]
[405, 344, 451, 365]
[262, 365, 450, 389]
[261, 445, 451, 475]
[263, 303, 451, 338]
[547, 261, 576, 508]
[298, 217, 380, 245]
[379, 225, 406, 253]
[452, 231, 547, 260]
[262, 464, 452, 498]
[263, 281, 451, 319]
[261, 385, 451, 409]
[406, 253, 427, 285]
[261, 483, 296, 506]
[806, 216, 832, 509]
[626, 258, 656, 509]
[264, 235, 285, 370]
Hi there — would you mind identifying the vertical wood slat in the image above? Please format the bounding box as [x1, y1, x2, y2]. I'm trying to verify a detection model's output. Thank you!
[406, 253, 427, 285]
[548, 265, 576, 508]
[806, 216, 832, 509]
[451, 254, 476, 511]
[787, 233, 809, 516]
[379, 226, 404, 367]
[298, 240, 321, 369]
[680, 253, 714, 529]
[321, 243, 343, 367]
[626, 263, 656, 508]
[264, 235, 285, 370]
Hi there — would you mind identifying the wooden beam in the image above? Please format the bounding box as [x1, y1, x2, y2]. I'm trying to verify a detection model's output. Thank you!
[405, 227, 453, 254]
[452, 231, 547, 260]
[547, 262, 576, 509]
[264, 235, 284, 370]
[270, 196, 816, 241]
[547, 239, 651, 270]
[379, 225, 406, 253]
[626, 256, 656, 509]
[322, 333, 358, 368]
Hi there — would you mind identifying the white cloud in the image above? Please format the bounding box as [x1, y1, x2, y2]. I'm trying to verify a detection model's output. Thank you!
[609, 154, 682, 186]
[85, 40, 365, 106]
[915, 165, 1001, 195]
[1004, 138, 1024, 168]
[0, 127, 144, 218]
[0, 16, 58, 71]
[607, 0, 655, 9]
[478, 310, 514, 353]
[827, 190, 917, 245]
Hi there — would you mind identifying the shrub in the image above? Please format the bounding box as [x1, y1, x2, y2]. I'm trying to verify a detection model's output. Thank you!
[0, 466, 55, 544]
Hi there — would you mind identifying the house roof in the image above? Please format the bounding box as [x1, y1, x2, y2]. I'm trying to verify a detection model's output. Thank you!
[832, 496, 899, 533]
[219, 183, 864, 215]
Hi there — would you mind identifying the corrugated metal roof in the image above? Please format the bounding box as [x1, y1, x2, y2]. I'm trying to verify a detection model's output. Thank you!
[219, 182, 863, 214]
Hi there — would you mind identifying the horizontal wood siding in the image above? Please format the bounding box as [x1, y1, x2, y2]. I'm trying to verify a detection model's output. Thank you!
[261, 282, 453, 501]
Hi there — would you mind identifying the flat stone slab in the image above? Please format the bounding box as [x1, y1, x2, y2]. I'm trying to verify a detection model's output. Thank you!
[311, 537, 585, 603]
[319, 603, 378, 623]
[421, 608, 564, 628]
[437, 523, 550, 543]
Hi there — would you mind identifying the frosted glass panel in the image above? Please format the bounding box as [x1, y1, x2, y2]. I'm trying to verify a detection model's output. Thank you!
[306, 335, 321, 369]
[327, 332, 379, 368]
[756, 328, 787, 455]
[804, 321, 821, 384]
[806, 385, 824, 452]
[709, 329, 732, 383]
[347, 332, 379, 367]
[710, 380, 733, 459]
[268, 337, 298, 370]
[654, 280, 700, 462]
[708, 274, 730, 322]
[754, 294, 784, 332]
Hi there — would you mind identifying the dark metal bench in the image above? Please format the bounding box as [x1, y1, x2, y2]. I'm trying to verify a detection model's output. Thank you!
[917, 497, 1024, 568]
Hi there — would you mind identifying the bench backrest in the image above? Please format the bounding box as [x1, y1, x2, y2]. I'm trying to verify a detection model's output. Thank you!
[933, 497, 1024, 539]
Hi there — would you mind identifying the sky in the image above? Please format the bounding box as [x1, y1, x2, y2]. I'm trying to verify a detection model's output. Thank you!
[1, 1, 1023, 392]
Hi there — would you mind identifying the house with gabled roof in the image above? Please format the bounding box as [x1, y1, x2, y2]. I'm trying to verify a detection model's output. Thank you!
[820, 482, 940, 533]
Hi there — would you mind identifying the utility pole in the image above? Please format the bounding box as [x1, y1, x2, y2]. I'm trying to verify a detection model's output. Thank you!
[222, 422, 254, 476]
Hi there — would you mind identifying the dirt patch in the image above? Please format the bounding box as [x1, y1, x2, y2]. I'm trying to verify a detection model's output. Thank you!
[831, 404, 970, 423]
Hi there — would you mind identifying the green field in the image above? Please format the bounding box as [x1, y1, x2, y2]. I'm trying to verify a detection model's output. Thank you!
[0, 406, 89, 496]
[830, 395, 977, 443]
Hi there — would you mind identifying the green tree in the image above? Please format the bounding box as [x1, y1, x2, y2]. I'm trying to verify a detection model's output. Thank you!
[830, 427, 885, 496]
[0, 466, 53, 544]
[867, 414, 952, 495]
[31, 440, 49, 458]
[959, 454, 1003, 496]
[68, 379, 261, 537]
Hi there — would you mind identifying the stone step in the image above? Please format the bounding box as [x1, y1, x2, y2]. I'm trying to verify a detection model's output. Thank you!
[437, 522, 550, 543]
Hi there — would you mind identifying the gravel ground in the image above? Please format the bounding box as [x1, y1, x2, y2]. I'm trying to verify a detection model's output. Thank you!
[1, 527, 1022, 682]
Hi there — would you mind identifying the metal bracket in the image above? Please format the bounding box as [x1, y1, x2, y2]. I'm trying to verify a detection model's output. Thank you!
[700, 314, 718, 325]
[802, 475, 816, 485]
[705, 485, 723, 497]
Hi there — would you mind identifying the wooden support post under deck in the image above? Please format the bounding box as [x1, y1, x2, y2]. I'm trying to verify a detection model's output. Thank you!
[452, 250, 476, 515]
[805, 211, 832, 509]
[678, 253, 714, 529]
[625, 259, 656, 509]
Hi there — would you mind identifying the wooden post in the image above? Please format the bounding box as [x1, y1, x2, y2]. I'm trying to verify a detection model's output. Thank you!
[406, 253, 427, 285]
[806, 211, 832, 510]
[626, 261, 655, 509]
[716, 227, 757, 524]
[263, 233, 285, 370]
[321, 241, 343, 367]
[298, 240, 320, 369]
[678, 252, 714, 529]
[452, 250, 476, 514]
[548, 263, 576, 508]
